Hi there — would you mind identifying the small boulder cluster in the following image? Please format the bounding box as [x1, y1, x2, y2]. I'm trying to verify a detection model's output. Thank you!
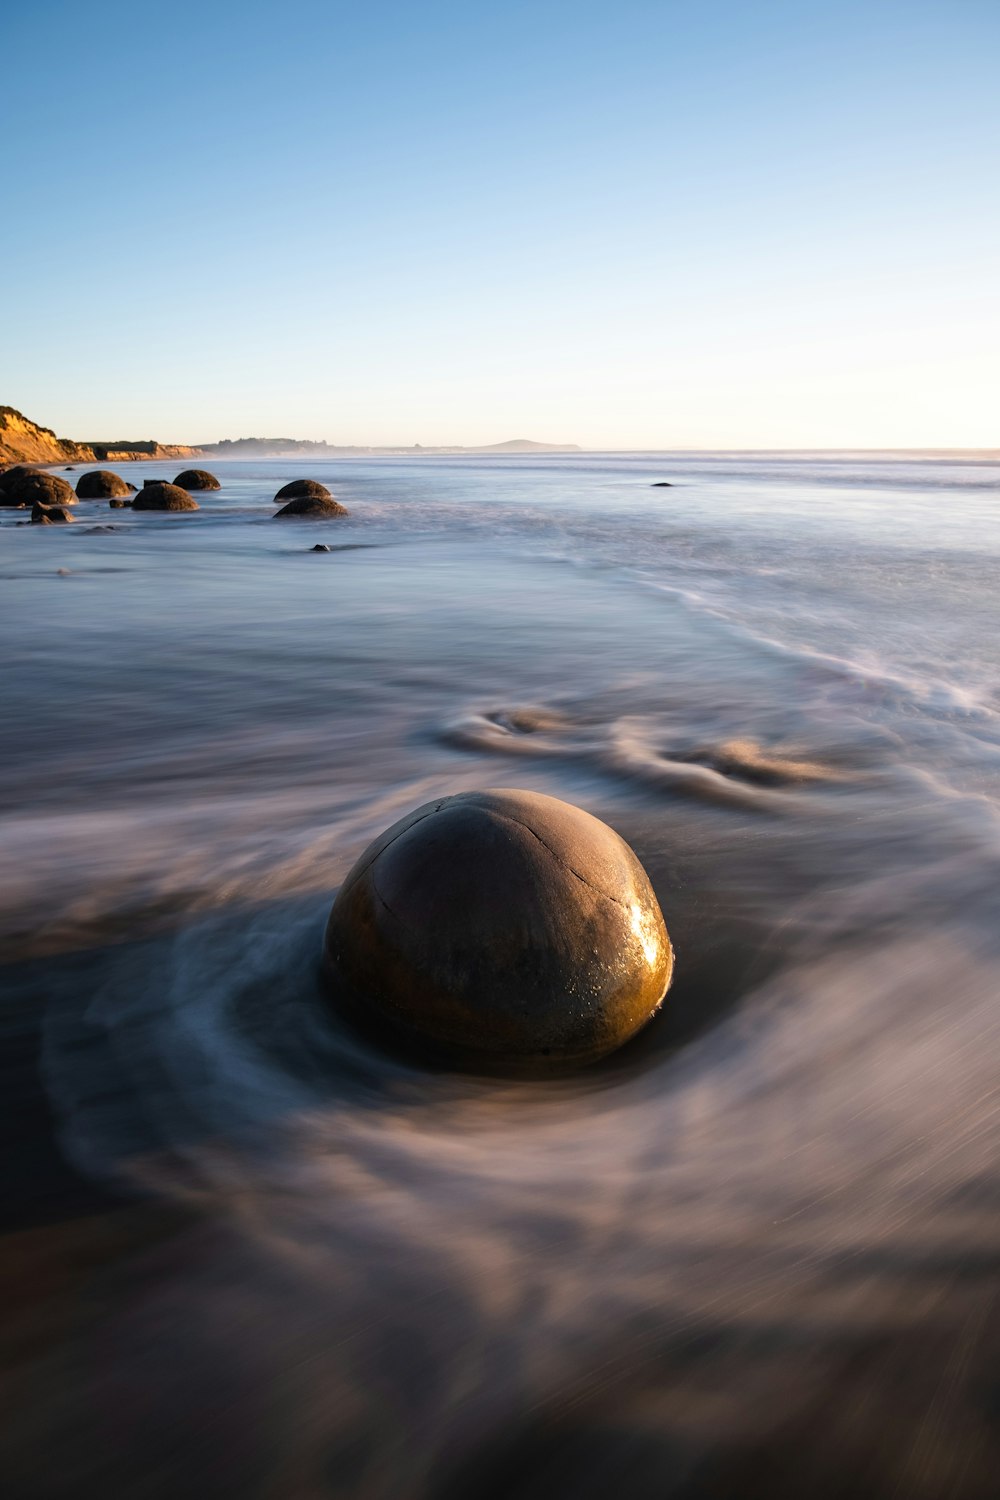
[3, 463, 352, 530]
[0, 464, 227, 519]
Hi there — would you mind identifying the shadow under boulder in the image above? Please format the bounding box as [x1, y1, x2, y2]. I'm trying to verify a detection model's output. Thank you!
[274, 494, 349, 518]
[76, 470, 135, 500]
[132, 483, 200, 512]
[173, 468, 221, 491]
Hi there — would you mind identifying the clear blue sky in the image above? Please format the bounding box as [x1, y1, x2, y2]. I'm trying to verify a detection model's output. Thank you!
[3, 0, 998, 448]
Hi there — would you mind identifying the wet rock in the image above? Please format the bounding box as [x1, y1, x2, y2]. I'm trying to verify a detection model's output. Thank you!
[651, 481, 674, 487]
[31, 503, 74, 524]
[173, 468, 221, 491]
[274, 495, 349, 519]
[274, 478, 333, 502]
[323, 788, 673, 1073]
[311, 543, 332, 552]
[75, 469, 134, 499]
[108, 497, 133, 509]
[132, 483, 200, 512]
[1, 470, 76, 508]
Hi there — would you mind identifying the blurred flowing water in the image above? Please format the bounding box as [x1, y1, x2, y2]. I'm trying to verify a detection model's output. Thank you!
[2, 452, 1000, 1497]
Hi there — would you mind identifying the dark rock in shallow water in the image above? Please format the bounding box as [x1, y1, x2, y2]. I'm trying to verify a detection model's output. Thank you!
[274, 495, 348, 518]
[323, 787, 673, 1073]
[1, 470, 76, 508]
[108, 497, 133, 509]
[31, 503, 74, 524]
[76, 469, 133, 500]
[651, 481, 674, 487]
[173, 468, 221, 491]
[274, 478, 333, 502]
[311, 543, 332, 552]
[132, 483, 199, 512]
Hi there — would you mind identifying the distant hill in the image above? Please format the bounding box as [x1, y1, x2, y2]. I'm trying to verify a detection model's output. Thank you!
[197, 438, 339, 457]
[197, 436, 581, 456]
[476, 439, 580, 452]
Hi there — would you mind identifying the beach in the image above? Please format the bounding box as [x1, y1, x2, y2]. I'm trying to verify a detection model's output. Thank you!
[3, 451, 1000, 1496]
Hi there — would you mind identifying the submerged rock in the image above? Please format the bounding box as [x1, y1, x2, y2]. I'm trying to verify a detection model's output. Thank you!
[651, 481, 674, 487]
[274, 495, 349, 518]
[173, 468, 221, 491]
[1, 470, 76, 508]
[132, 483, 200, 512]
[273, 479, 333, 502]
[311, 543, 332, 552]
[76, 469, 134, 499]
[322, 787, 673, 1073]
[108, 497, 133, 509]
[31, 503, 74, 524]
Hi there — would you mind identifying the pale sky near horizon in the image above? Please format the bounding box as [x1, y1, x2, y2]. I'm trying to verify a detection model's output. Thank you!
[3, 0, 998, 449]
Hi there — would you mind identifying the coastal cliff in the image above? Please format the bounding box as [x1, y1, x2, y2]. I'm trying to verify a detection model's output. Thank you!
[0, 406, 199, 469]
[0, 408, 94, 466]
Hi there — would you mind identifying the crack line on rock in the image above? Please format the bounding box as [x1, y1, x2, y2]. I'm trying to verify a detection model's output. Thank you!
[491, 809, 632, 914]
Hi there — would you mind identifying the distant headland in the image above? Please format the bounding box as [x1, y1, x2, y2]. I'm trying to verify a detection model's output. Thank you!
[0, 406, 579, 469]
[196, 437, 581, 457]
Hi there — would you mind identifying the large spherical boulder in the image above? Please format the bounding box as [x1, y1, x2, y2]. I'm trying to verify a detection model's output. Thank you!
[173, 468, 221, 491]
[132, 483, 200, 512]
[273, 479, 333, 503]
[323, 788, 673, 1072]
[273, 495, 349, 518]
[75, 469, 134, 499]
[0, 470, 76, 508]
[31, 503, 74, 524]
[0, 465, 31, 507]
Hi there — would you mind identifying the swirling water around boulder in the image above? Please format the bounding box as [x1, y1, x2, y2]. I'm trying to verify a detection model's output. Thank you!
[2, 451, 1000, 1497]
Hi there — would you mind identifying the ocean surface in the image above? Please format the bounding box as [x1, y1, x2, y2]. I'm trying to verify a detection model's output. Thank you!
[2, 452, 1000, 1497]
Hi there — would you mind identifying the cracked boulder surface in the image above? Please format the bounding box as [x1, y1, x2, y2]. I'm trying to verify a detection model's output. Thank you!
[322, 788, 673, 1073]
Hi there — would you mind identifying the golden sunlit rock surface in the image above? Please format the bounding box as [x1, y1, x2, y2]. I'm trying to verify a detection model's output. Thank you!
[323, 788, 673, 1072]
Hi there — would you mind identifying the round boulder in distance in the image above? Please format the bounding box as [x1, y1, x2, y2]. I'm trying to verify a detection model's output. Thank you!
[1, 470, 76, 508]
[173, 468, 221, 491]
[132, 483, 200, 512]
[273, 478, 332, 503]
[274, 495, 348, 518]
[322, 788, 673, 1073]
[76, 469, 134, 499]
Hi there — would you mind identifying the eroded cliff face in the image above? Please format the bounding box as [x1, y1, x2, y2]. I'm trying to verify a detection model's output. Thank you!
[0, 408, 94, 466]
[0, 408, 201, 468]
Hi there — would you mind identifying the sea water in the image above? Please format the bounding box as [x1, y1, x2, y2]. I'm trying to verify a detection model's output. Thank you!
[2, 453, 999, 1496]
